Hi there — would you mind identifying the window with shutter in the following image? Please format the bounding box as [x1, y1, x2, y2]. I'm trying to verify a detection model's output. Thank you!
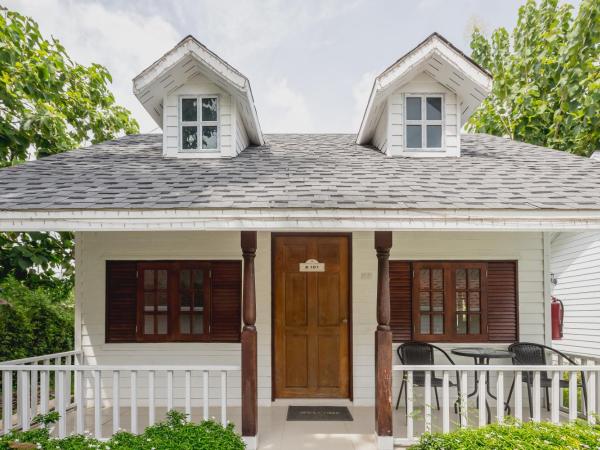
[106, 260, 241, 343]
[390, 261, 517, 343]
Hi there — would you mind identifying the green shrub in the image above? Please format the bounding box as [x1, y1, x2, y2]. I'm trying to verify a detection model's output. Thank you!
[410, 419, 600, 449]
[0, 410, 246, 449]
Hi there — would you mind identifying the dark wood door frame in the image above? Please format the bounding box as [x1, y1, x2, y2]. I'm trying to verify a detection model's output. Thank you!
[271, 232, 353, 400]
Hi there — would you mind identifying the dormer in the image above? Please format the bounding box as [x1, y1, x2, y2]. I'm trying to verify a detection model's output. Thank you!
[357, 33, 492, 157]
[133, 36, 264, 158]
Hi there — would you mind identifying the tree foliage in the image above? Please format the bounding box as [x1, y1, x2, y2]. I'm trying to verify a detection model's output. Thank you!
[467, 0, 599, 156]
[0, 9, 139, 289]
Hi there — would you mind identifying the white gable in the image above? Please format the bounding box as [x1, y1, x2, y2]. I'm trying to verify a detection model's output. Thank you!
[133, 36, 263, 158]
[357, 33, 492, 157]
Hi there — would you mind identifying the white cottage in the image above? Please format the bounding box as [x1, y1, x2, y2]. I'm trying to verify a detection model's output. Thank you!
[2, 33, 600, 449]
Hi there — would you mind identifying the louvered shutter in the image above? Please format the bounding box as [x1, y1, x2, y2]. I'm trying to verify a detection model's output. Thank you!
[105, 261, 138, 343]
[486, 261, 518, 342]
[210, 261, 242, 342]
[390, 261, 413, 342]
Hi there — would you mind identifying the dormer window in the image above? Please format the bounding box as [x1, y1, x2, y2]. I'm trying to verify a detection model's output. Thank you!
[180, 96, 219, 151]
[405, 95, 443, 150]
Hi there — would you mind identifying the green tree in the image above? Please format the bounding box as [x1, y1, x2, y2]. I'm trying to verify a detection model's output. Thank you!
[467, 0, 599, 156]
[0, 9, 139, 289]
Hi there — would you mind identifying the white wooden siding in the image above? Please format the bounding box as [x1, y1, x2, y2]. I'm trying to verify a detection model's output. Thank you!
[235, 101, 250, 155]
[76, 230, 545, 407]
[372, 103, 388, 153]
[551, 231, 600, 358]
[162, 74, 235, 158]
[384, 72, 460, 157]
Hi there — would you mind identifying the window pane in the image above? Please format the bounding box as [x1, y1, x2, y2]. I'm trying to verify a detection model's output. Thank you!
[181, 98, 197, 122]
[432, 315, 443, 334]
[157, 292, 168, 312]
[202, 98, 218, 121]
[470, 314, 480, 334]
[426, 97, 442, 120]
[456, 269, 466, 290]
[143, 270, 154, 289]
[180, 291, 191, 310]
[456, 314, 467, 335]
[180, 270, 190, 289]
[157, 270, 167, 290]
[426, 125, 442, 148]
[180, 314, 191, 334]
[144, 315, 154, 334]
[202, 126, 218, 149]
[406, 97, 421, 120]
[157, 315, 168, 335]
[194, 270, 204, 308]
[193, 314, 204, 334]
[182, 126, 198, 149]
[419, 291, 430, 312]
[469, 292, 480, 312]
[420, 315, 430, 334]
[432, 269, 443, 290]
[456, 291, 467, 311]
[468, 269, 480, 289]
[432, 291, 444, 312]
[406, 125, 422, 148]
[419, 269, 430, 289]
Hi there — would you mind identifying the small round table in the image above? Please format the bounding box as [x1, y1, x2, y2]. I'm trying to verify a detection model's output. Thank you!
[451, 347, 515, 421]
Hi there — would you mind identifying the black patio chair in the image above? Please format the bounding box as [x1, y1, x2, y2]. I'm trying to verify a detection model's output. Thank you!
[395, 341, 460, 413]
[506, 342, 587, 418]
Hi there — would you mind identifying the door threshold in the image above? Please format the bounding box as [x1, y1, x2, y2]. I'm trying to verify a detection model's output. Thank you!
[272, 398, 353, 407]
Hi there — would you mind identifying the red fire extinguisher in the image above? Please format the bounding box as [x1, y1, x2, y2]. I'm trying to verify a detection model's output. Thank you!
[551, 296, 564, 340]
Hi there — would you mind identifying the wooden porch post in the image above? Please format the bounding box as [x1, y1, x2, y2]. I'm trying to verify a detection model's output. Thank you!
[375, 231, 393, 449]
[241, 231, 258, 448]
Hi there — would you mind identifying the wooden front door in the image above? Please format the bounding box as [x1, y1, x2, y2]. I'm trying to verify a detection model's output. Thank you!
[273, 235, 350, 398]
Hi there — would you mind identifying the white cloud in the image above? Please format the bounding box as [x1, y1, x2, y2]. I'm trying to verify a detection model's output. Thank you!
[351, 71, 376, 131]
[260, 78, 314, 133]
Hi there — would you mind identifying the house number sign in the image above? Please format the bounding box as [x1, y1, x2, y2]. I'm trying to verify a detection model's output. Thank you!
[299, 259, 325, 272]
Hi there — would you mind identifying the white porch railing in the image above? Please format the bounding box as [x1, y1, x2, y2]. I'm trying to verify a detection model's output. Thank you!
[392, 363, 600, 447]
[0, 354, 240, 439]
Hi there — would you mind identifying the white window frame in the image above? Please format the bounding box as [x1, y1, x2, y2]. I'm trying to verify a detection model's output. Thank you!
[404, 94, 444, 151]
[179, 95, 220, 152]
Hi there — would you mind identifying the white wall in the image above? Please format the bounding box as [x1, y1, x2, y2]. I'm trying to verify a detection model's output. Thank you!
[75, 230, 545, 407]
[551, 231, 600, 358]
[383, 72, 460, 157]
[162, 74, 238, 158]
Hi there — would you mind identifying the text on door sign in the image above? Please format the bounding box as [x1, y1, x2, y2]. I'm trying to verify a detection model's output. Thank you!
[299, 259, 325, 272]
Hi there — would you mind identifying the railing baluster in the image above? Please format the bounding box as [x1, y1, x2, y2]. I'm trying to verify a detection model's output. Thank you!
[442, 371, 450, 433]
[587, 371, 596, 425]
[551, 370, 560, 424]
[16, 370, 22, 428]
[94, 370, 102, 439]
[113, 370, 120, 433]
[3, 370, 12, 435]
[496, 371, 504, 423]
[76, 369, 84, 434]
[569, 371, 577, 421]
[515, 371, 522, 421]
[478, 370, 486, 427]
[40, 361, 49, 415]
[459, 371, 468, 428]
[30, 364, 38, 417]
[66, 355, 73, 407]
[203, 371, 209, 421]
[406, 371, 413, 440]
[148, 371, 155, 426]
[533, 371, 541, 422]
[220, 371, 227, 426]
[185, 370, 192, 420]
[131, 370, 138, 434]
[56, 370, 66, 438]
[167, 370, 173, 412]
[424, 370, 431, 433]
[20, 370, 29, 431]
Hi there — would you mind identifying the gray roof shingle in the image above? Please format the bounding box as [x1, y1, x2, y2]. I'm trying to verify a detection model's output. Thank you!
[1, 133, 600, 211]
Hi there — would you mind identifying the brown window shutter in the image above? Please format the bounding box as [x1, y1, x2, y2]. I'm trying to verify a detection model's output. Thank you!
[487, 261, 518, 342]
[210, 261, 242, 342]
[390, 261, 412, 342]
[105, 261, 138, 343]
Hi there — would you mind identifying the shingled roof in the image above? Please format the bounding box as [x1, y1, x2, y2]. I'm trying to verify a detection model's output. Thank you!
[1, 133, 599, 211]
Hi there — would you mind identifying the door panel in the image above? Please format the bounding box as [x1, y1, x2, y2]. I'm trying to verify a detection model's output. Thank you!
[274, 235, 350, 398]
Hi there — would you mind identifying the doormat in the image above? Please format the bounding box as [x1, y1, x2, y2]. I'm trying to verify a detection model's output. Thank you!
[286, 406, 353, 421]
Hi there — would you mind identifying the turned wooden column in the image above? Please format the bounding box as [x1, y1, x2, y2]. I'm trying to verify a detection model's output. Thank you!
[241, 231, 257, 440]
[374, 231, 393, 439]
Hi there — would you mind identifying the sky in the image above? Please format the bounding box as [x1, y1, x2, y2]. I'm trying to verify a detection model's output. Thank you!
[5, 0, 581, 135]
